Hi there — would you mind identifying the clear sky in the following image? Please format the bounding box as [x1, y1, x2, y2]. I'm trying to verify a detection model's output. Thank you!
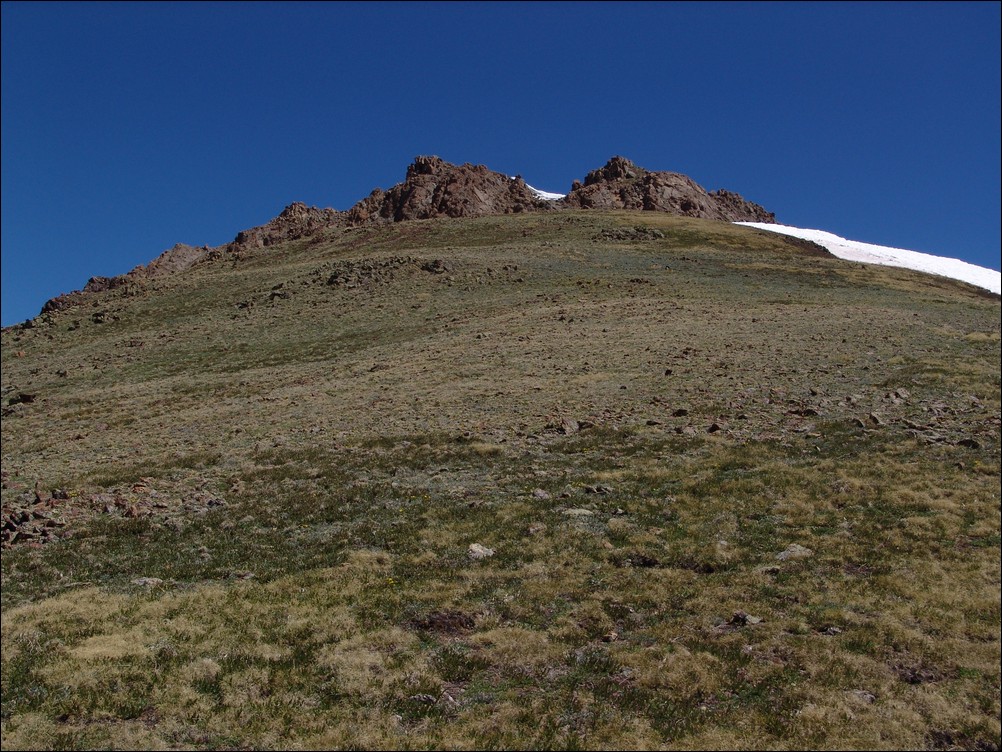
[2, 1, 999, 326]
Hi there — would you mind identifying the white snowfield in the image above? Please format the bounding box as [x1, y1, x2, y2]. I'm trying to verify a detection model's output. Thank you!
[526, 183, 566, 201]
[736, 222, 1001, 296]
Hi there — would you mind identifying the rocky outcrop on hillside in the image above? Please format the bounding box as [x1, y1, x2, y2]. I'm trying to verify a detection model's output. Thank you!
[36, 156, 777, 318]
[561, 156, 775, 223]
[345, 156, 555, 223]
[142, 242, 211, 276]
[41, 243, 210, 314]
[229, 203, 345, 252]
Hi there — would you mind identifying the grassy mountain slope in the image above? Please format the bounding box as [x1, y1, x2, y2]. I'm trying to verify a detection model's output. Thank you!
[2, 211, 999, 750]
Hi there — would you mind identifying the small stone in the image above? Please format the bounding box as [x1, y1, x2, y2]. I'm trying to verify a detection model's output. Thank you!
[468, 543, 495, 560]
[562, 508, 595, 517]
[532, 488, 551, 500]
[527, 522, 547, 536]
[561, 418, 580, 435]
[131, 577, 164, 588]
[849, 689, 876, 704]
[776, 543, 814, 561]
[868, 412, 884, 426]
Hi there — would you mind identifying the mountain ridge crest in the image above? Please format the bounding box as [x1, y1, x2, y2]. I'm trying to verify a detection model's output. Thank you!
[38, 156, 775, 316]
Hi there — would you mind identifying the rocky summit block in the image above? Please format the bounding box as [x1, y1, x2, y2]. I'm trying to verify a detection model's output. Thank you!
[344, 155, 555, 224]
[562, 156, 775, 223]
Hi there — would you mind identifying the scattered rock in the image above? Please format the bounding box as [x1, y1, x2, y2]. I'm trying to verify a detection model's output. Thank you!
[562, 508, 595, 517]
[561, 418, 580, 435]
[893, 662, 943, 685]
[625, 553, 660, 568]
[532, 488, 551, 500]
[729, 610, 763, 626]
[468, 543, 495, 560]
[776, 543, 814, 561]
[848, 689, 876, 704]
[594, 226, 666, 242]
[421, 259, 450, 274]
[787, 407, 820, 417]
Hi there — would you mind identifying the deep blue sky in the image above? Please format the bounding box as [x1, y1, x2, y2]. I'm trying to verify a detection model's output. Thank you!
[2, 1, 999, 325]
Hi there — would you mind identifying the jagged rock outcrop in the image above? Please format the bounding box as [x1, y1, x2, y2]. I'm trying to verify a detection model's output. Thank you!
[560, 156, 775, 223]
[141, 242, 211, 276]
[345, 156, 554, 223]
[229, 202, 345, 252]
[221, 156, 776, 255]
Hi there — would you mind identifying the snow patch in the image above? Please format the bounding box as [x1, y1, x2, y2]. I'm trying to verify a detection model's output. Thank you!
[736, 222, 1001, 296]
[510, 175, 565, 201]
[526, 184, 565, 201]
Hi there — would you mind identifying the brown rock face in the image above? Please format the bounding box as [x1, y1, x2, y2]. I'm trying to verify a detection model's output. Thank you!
[346, 156, 554, 223]
[229, 202, 345, 251]
[561, 157, 775, 223]
[142, 243, 211, 277]
[225, 155, 775, 252]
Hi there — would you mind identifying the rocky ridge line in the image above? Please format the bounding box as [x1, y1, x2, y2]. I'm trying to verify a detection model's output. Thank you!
[35, 156, 776, 317]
